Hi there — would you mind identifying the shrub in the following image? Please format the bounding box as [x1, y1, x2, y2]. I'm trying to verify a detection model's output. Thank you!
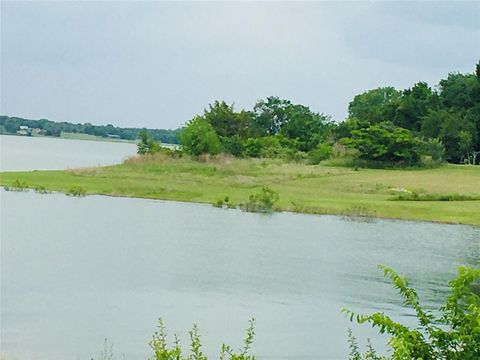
[257, 136, 284, 158]
[137, 129, 161, 155]
[4, 179, 28, 191]
[344, 122, 422, 165]
[307, 143, 333, 165]
[34, 185, 50, 194]
[241, 187, 279, 213]
[281, 148, 307, 162]
[422, 138, 445, 162]
[66, 185, 86, 197]
[222, 135, 244, 157]
[391, 192, 480, 201]
[180, 117, 222, 156]
[243, 138, 263, 158]
[344, 265, 480, 359]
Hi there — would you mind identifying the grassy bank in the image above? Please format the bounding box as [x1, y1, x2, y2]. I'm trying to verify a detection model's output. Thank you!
[1, 154, 479, 225]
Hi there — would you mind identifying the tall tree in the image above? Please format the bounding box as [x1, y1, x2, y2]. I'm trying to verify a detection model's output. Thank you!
[348, 87, 401, 124]
[203, 101, 250, 138]
[393, 82, 438, 131]
[251, 96, 292, 136]
[179, 117, 222, 156]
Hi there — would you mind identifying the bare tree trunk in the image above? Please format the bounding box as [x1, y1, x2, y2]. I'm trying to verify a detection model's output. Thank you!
[472, 151, 479, 165]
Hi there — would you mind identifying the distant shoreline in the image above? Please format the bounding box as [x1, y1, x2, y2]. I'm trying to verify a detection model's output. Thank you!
[0, 132, 137, 144]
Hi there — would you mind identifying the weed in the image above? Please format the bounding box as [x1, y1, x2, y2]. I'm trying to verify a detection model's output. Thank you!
[66, 185, 86, 197]
[240, 187, 279, 213]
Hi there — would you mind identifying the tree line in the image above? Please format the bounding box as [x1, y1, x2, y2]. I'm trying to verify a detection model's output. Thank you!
[0, 116, 180, 144]
[179, 63, 480, 165]
[3, 63, 479, 165]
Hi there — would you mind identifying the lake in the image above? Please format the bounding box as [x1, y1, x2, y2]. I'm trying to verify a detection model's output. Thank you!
[1, 135, 479, 359]
[0, 134, 137, 171]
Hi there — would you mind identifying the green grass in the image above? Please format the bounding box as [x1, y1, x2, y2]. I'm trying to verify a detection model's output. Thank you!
[1, 153, 480, 225]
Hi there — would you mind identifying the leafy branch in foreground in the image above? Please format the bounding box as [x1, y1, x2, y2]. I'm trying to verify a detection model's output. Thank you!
[150, 318, 256, 360]
[344, 265, 480, 359]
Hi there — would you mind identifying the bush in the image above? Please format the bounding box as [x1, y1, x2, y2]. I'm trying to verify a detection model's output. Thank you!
[281, 147, 307, 162]
[243, 138, 263, 157]
[422, 138, 445, 162]
[34, 185, 50, 194]
[241, 187, 279, 213]
[4, 179, 28, 191]
[391, 192, 480, 201]
[344, 122, 422, 165]
[66, 185, 86, 197]
[243, 136, 304, 160]
[344, 265, 480, 359]
[307, 143, 333, 164]
[180, 117, 222, 156]
[137, 129, 161, 155]
[222, 135, 244, 157]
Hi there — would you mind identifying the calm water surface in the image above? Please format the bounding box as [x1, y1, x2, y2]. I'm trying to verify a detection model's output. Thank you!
[0, 134, 136, 171]
[1, 136, 479, 360]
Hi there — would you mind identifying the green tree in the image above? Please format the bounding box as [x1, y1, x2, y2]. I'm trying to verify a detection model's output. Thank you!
[137, 129, 161, 155]
[243, 138, 263, 158]
[180, 117, 222, 156]
[348, 87, 401, 124]
[203, 101, 251, 138]
[439, 111, 476, 163]
[439, 72, 479, 111]
[459, 130, 474, 163]
[345, 122, 421, 164]
[307, 143, 333, 164]
[393, 82, 438, 131]
[222, 135, 244, 157]
[421, 109, 477, 163]
[465, 102, 480, 152]
[251, 96, 292, 136]
[280, 104, 332, 152]
[423, 138, 445, 162]
[251, 97, 332, 152]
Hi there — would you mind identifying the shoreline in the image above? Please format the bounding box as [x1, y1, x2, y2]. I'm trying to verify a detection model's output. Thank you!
[0, 132, 179, 147]
[0, 132, 136, 144]
[5, 185, 479, 228]
[1, 158, 479, 226]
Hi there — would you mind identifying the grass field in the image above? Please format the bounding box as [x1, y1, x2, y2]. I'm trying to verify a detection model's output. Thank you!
[1, 154, 479, 225]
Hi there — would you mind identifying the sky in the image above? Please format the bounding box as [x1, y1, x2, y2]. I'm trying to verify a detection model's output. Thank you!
[1, 1, 479, 129]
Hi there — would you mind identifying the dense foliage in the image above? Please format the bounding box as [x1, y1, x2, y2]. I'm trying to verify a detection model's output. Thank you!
[342, 122, 421, 165]
[240, 187, 279, 213]
[0, 115, 180, 144]
[179, 63, 479, 165]
[179, 98, 334, 161]
[3, 62, 479, 166]
[345, 265, 480, 359]
[341, 64, 480, 164]
[137, 129, 161, 155]
[179, 117, 222, 156]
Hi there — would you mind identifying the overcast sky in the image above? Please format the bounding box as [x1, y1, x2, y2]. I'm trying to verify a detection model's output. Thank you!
[1, 1, 479, 129]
